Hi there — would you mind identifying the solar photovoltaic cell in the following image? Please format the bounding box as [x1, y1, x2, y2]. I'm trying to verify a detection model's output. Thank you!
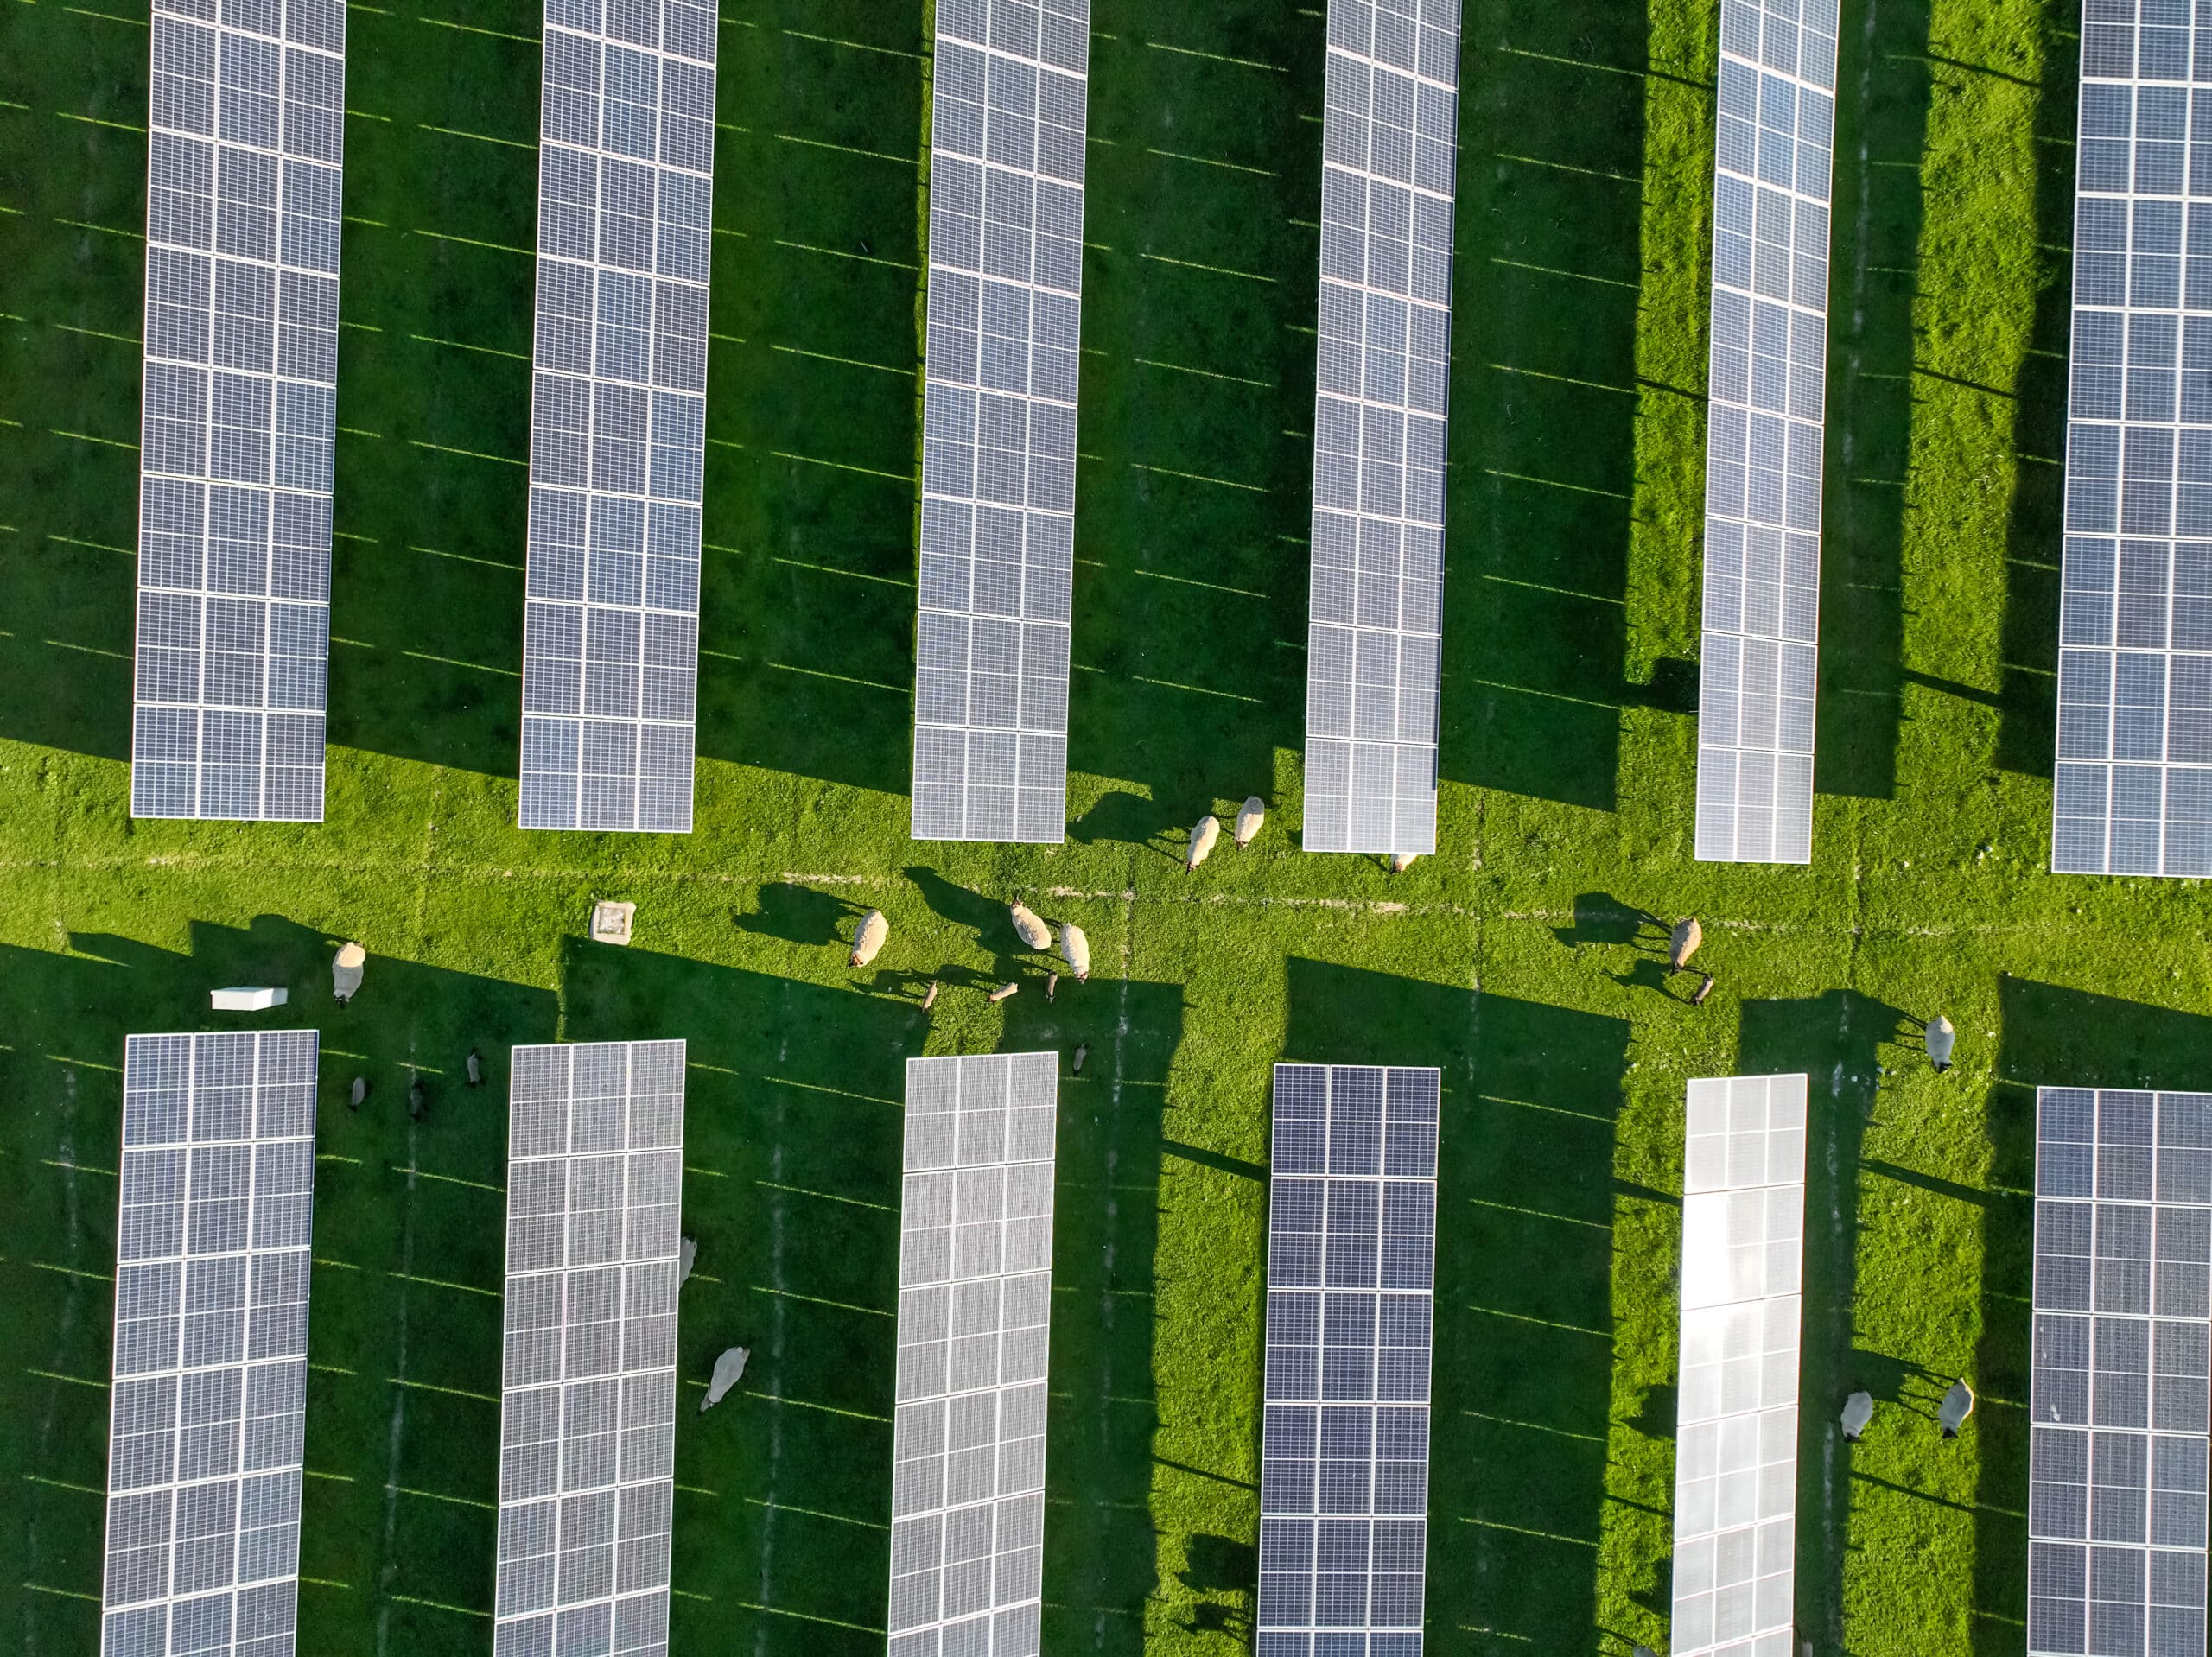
[910, 0, 1090, 844]
[2051, 12, 2212, 875]
[518, 0, 716, 834]
[1693, 0, 1839, 865]
[131, 0, 347, 822]
[102, 1030, 319, 1657]
[1256, 1063, 1439, 1657]
[887, 1052, 1059, 1656]
[1301, 0, 1460, 858]
[494, 1040, 687, 1657]
[1670, 1073, 1806, 1657]
[2028, 1087, 2212, 1657]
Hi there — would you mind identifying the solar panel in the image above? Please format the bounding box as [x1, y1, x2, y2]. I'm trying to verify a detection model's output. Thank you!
[493, 1040, 688, 1657]
[1669, 1073, 1806, 1657]
[518, 0, 717, 834]
[102, 1030, 320, 1657]
[1300, 1, 1461, 858]
[1692, 0, 1839, 865]
[887, 1052, 1059, 1654]
[2028, 1087, 2212, 1657]
[2051, 16, 2212, 875]
[1255, 1063, 1439, 1657]
[909, 0, 1090, 843]
[130, 0, 346, 822]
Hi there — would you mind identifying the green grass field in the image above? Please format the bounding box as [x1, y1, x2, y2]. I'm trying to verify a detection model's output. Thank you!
[0, 0, 2190, 1652]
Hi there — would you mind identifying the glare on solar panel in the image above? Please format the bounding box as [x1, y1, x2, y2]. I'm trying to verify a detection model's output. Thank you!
[518, 0, 716, 835]
[1693, 0, 1839, 865]
[887, 1052, 1059, 1655]
[493, 1039, 688, 1657]
[131, 0, 346, 822]
[1669, 1073, 1806, 1657]
[1300, 0, 1462, 860]
[1256, 1063, 1439, 1657]
[103, 1030, 320, 1657]
[2050, 12, 2212, 875]
[910, 0, 1091, 844]
[2028, 1087, 2212, 1657]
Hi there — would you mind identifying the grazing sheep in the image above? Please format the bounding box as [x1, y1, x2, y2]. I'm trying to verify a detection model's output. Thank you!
[700, 1346, 750, 1413]
[1841, 1391, 1873, 1441]
[332, 941, 365, 1006]
[988, 982, 1019, 1004]
[921, 980, 939, 1012]
[1185, 815, 1220, 871]
[849, 909, 888, 968]
[680, 1236, 696, 1286]
[1059, 922, 1090, 982]
[1235, 796, 1266, 848]
[1389, 851, 1418, 873]
[1072, 1042, 1088, 1075]
[1010, 899, 1051, 951]
[407, 1076, 426, 1122]
[348, 1076, 367, 1112]
[1046, 973, 1058, 1002]
[1691, 972, 1716, 1006]
[1669, 917, 1701, 970]
[465, 1049, 483, 1088]
[1927, 1015, 1956, 1074]
[1939, 1379, 1975, 1438]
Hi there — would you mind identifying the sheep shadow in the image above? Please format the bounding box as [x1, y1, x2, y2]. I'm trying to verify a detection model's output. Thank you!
[733, 881, 866, 947]
[1068, 788, 1160, 848]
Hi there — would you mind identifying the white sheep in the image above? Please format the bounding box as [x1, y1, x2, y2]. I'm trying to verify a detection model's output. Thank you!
[1939, 1378, 1974, 1438]
[1840, 1391, 1872, 1440]
[332, 941, 365, 1005]
[1235, 796, 1266, 848]
[1059, 922, 1090, 981]
[1072, 1042, 1089, 1074]
[1389, 851, 1418, 873]
[679, 1236, 696, 1286]
[1010, 899, 1050, 951]
[1669, 917, 1701, 971]
[849, 909, 888, 968]
[1927, 1015, 1955, 1073]
[1185, 815, 1220, 871]
[700, 1346, 750, 1413]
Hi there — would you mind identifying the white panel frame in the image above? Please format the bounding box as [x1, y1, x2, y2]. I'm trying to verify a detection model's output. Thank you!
[102, 1030, 320, 1657]
[887, 1052, 1059, 1656]
[1669, 1073, 1806, 1657]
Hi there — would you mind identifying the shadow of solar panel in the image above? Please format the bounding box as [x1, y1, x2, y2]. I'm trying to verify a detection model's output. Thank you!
[518, 0, 716, 835]
[909, 0, 1091, 846]
[1256, 1063, 1438, 1657]
[1669, 1074, 1807, 1657]
[888, 1052, 1059, 1657]
[1692, 0, 1838, 866]
[104, 1030, 320, 1657]
[1299, 0, 1461, 861]
[494, 1039, 688, 1657]
[2027, 1087, 2212, 1657]
[131, 0, 346, 822]
[2049, 16, 2212, 877]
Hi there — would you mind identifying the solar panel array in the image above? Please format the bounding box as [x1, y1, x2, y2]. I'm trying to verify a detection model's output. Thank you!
[494, 1040, 688, 1657]
[910, 0, 1090, 843]
[887, 1053, 1059, 1655]
[2029, 1087, 2212, 1657]
[1300, 0, 1461, 859]
[1256, 1063, 1440, 1657]
[1693, 0, 1839, 865]
[1671, 1073, 1807, 1657]
[518, 0, 717, 834]
[103, 1031, 320, 1657]
[131, 0, 346, 822]
[2053, 12, 2212, 874]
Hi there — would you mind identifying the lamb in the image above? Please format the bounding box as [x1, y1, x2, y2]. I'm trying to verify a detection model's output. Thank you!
[1072, 1042, 1088, 1074]
[988, 982, 1019, 1004]
[1059, 922, 1090, 982]
[1840, 1391, 1873, 1441]
[1235, 796, 1266, 848]
[1690, 972, 1716, 1006]
[348, 1076, 367, 1112]
[679, 1236, 696, 1286]
[1927, 1014, 1956, 1073]
[1185, 815, 1220, 871]
[465, 1048, 483, 1088]
[1389, 851, 1418, 873]
[332, 941, 365, 1006]
[1009, 899, 1051, 951]
[1939, 1378, 1975, 1438]
[1046, 973, 1058, 1002]
[700, 1346, 750, 1413]
[849, 909, 888, 968]
[921, 980, 939, 1012]
[1669, 917, 1701, 971]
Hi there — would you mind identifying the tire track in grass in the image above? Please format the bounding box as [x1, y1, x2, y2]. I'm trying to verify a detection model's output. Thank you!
[25, 1065, 86, 1656]
[1091, 888, 1135, 1652]
[373, 1133, 418, 1657]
